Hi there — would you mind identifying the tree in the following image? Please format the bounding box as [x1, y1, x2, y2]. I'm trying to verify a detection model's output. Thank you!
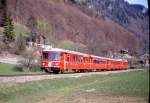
[26, 15, 37, 31]
[26, 15, 38, 42]
[3, 15, 15, 42]
[15, 33, 26, 54]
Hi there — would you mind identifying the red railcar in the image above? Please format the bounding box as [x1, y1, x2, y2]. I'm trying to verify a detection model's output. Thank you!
[41, 48, 128, 74]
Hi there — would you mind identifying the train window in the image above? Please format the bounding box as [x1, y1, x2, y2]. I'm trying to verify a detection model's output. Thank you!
[75, 56, 77, 62]
[93, 60, 99, 64]
[77, 56, 80, 62]
[66, 54, 70, 61]
[73, 55, 76, 62]
[99, 60, 106, 64]
[60, 54, 64, 60]
[42, 53, 48, 60]
[74, 56, 77, 62]
[83, 57, 86, 63]
[80, 57, 83, 62]
[86, 58, 89, 62]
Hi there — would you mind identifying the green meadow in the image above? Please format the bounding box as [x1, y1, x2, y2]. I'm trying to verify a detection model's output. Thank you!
[0, 70, 149, 103]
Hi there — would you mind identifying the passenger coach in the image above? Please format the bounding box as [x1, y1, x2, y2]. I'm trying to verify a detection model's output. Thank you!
[41, 48, 128, 74]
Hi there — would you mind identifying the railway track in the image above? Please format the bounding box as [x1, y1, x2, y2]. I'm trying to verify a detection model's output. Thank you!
[0, 73, 49, 77]
[0, 69, 147, 83]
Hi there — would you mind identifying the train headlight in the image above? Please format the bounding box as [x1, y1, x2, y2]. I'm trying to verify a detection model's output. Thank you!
[48, 62, 52, 67]
[42, 62, 45, 66]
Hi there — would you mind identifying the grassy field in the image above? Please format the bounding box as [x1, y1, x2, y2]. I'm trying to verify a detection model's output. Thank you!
[0, 63, 43, 75]
[0, 71, 149, 103]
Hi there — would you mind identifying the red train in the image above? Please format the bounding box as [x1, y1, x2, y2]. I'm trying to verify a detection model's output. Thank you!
[41, 48, 128, 74]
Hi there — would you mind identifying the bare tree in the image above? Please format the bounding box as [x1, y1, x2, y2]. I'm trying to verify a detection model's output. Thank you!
[20, 47, 40, 71]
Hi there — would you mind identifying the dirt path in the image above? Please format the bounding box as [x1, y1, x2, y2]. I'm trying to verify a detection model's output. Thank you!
[0, 69, 147, 83]
[0, 56, 21, 65]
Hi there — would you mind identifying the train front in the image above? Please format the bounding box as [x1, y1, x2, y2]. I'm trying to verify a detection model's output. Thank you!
[41, 50, 62, 73]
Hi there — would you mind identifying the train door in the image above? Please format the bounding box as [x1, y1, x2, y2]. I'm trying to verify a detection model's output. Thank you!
[60, 52, 67, 73]
[89, 56, 93, 70]
[66, 53, 71, 70]
[85, 57, 90, 70]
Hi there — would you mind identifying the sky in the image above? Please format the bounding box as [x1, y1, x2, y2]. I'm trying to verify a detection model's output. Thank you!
[125, 0, 148, 8]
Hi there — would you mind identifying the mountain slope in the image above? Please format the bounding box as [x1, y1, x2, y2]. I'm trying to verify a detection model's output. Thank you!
[72, 0, 149, 54]
[1, 0, 139, 55]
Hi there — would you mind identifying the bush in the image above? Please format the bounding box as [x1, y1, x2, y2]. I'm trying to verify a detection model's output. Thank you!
[127, 57, 141, 69]
[15, 34, 26, 55]
[20, 47, 41, 72]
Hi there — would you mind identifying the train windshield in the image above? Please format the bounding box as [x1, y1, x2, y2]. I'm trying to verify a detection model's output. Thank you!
[42, 53, 48, 60]
[42, 52, 60, 61]
[48, 53, 60, 61]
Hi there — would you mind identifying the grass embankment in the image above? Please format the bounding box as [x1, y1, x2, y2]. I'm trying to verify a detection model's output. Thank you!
[0, 71, 149, 103]
[0, 63, 43, 75]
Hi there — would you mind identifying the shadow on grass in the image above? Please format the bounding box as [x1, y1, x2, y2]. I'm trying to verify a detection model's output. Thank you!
[12, 65, 43, 72]
[12, 65, 24, 72]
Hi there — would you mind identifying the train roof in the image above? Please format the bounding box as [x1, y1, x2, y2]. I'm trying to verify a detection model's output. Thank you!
[91, 55, 127, 62]
[43, 48, 127, 62]
[43, 48, 89, 56]
[90, 55, 109, 60]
